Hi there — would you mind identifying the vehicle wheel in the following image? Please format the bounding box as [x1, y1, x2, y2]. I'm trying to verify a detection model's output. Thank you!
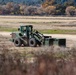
[29, 38, 37, 47]
[14, 38, 22, 47]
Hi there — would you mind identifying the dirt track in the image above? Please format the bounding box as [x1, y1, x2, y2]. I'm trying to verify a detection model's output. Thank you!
[0, 32, 76, 41]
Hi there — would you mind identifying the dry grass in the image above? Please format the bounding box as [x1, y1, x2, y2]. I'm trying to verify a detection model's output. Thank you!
[0, 16, 76, 30]
[0, 45, 76, 75]
[0, 16, 76, 26]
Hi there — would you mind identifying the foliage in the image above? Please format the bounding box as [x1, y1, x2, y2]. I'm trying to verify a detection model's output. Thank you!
[24, 6, 38, 15]
[42, 0, 56, 8]
[65, 6, 76, 16]
[0, 1, 76, 16]
[0, 45, 76, 75]
[44, 6, 56, 15]
[55, 4, 66, 15]
[64, 1, 75, 7]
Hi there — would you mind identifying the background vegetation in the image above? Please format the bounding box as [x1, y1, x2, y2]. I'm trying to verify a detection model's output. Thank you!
[0, 45, 76, 75]
[0, 0, 76, 16]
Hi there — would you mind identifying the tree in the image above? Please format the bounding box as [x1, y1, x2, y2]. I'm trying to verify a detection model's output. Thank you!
[24, 6, 38, 15]
[75, 9, 76, 15]
[44, 6, 56, 15]
[64, 1, 74, 7]
[65, 6, 76, 16]
[19, 4, 26, 15]
[0, 5, 3, 14]
[2, 5, 11, 14]
[36, 7, 44, 15]
[13, 4, 20, 15]
[55, 4, 66, 15]
[42, 0, 55, 8]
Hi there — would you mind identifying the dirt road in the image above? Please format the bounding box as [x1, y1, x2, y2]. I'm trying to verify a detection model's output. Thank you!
[0, 32, 76, 41]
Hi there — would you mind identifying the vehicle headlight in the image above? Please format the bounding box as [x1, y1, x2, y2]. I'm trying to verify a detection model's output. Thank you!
[24, 33, 26, 36]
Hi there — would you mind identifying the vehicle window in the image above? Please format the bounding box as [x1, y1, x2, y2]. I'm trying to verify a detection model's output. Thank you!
[22, 27, 26, 31]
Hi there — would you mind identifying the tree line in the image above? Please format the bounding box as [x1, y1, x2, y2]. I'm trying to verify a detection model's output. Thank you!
[0, 0, 76, 16]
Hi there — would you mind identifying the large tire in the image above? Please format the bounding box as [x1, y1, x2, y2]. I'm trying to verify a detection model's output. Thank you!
[29, 38, 37, 47]
[14, 38, 22, 47]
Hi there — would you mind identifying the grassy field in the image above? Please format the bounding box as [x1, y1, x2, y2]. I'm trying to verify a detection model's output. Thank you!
[0, 26, 76, 34]
[39, 29, 76, 34]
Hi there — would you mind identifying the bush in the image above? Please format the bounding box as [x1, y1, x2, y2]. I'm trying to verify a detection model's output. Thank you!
[65, 6, 76, 16]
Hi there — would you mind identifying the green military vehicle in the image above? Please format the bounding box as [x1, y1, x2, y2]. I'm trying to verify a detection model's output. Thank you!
[10, 25, 66, 47]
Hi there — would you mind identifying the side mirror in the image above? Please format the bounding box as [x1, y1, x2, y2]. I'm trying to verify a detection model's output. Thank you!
[18, 28, 20, 31]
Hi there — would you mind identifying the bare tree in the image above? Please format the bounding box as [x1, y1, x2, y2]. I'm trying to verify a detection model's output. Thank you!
[19, 4, 26, 15]
[0, 5, 3, 14]
[44, 6, 56, 15]
[24, 6, 38, 15]
[36, 6, 45, 15]
[65, 6, 76, 16]
[13, 4, 20, 15]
